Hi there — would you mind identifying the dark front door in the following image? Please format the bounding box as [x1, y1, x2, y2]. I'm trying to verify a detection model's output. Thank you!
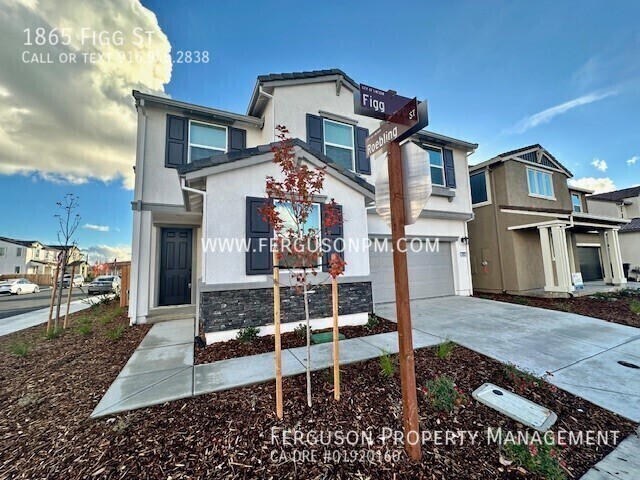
[578, 246, 603, 281]
[159, 228, 193, 306]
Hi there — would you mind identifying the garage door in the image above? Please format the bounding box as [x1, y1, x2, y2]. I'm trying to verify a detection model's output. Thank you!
[578, 247, 603, 281]
[369, 239, 455, 304]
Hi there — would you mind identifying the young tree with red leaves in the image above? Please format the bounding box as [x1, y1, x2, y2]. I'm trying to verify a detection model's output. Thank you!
[259, 126, 346, 408]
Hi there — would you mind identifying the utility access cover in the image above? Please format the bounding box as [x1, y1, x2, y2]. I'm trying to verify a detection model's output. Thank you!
[375, 141, 432, 226]
[472, 383, 557, 432]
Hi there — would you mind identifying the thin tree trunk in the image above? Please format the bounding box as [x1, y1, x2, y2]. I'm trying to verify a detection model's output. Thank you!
[332, 276, 340, 400]
[272, 250, 283, 419]
[63, 265, 75, 329]
[47, 264, 60, 333]
[303, 280, 312, 407]
[54, 251, 66, 330]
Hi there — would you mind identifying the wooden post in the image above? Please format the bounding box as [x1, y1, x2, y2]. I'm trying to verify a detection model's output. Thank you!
[47, 263, 60, 333]
[388, 140, 421, 461]
[332, 276, 340, 400]
[272, 250, 283, 419]
[120, 264, 130, 307]
[63, 265, 76, 329]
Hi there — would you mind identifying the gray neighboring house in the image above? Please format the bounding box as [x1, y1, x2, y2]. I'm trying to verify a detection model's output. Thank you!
[586, 186, 640, 280]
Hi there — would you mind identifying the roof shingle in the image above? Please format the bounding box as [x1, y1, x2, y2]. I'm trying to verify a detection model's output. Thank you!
[621, 217, 640, 233]
[588, 186, 640, 202]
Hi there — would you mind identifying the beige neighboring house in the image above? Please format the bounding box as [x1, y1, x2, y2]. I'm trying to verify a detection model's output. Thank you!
[467, 144, 629, 296]
[585, 186, 640, 280]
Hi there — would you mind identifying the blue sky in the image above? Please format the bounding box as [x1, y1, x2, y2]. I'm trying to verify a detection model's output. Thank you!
[1, 0, 638, 260]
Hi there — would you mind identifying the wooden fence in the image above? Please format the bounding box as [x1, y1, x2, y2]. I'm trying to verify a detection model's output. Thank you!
[0, 274, 54, 286]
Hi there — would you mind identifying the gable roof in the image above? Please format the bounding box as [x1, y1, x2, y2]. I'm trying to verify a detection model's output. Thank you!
[587, 186, 640, 202]
[256, 69, 359, 89]
[0, 237, 41, 247]
[469, 144, 572, 176]
[248, 69, 358, 116]
[621, 217, 640, 233]
[178, 138, 375, 196]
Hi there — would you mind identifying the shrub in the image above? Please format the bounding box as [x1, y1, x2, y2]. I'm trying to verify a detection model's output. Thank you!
[105, 325, 125, 341]
[618, 288, 639, 298]
[236, 326, 260, 343]
[435, 338, 455, 359]
[630, 299, 640, 316]
[514, 296, 530, 305]
[77, 319, 93, 335]
[365, 313, 380, 330]
[501, 435, 566, 480]
[591, 291, 616, 301]
[45, 327, 62, 340]
[293, 323, 307, 339]
[379, 351, 397, 378]
[422, 375, 466, 412]
[9, 341, 30, 357]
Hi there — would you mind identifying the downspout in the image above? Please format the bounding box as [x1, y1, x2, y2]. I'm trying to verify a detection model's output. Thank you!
[131, 99, 147, 324]
[180, 178, 207, 339]
[259, 86, 275, 142]
[489, 167, 507, 292]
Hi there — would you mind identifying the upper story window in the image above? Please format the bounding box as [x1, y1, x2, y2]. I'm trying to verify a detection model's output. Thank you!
[274, 201, 321, 268]
[323, 119, 354, 170]
[424, 146, 445, 187]
[188, 120, 227, 162]
[527, 167, 554, 199]
[571, 193, 582, 213]
[470, 171, 490, 205]
[0, 246, 5, 257]
[16, 247, 22, 257]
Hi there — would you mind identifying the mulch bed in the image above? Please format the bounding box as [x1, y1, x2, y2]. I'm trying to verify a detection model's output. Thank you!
[196, 317, 397, 364]
[1, 301, 636, 479]
[476, 290, 640, 328]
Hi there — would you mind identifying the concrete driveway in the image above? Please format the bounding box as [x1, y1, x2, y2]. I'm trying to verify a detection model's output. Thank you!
[375, 296, 640, 422]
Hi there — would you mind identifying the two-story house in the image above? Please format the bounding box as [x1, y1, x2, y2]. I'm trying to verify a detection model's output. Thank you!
[0, 237, 85, 278]
[467, 145, 628, 296]
[129, 69, 478, 341]
[586, 186, 640, 277]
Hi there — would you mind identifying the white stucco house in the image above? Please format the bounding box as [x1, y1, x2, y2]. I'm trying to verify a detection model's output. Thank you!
[129, 69, 478, 341]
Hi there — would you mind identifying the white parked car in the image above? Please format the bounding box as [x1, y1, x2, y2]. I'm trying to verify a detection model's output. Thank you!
[0, 278, 40, 295]
[63, 274, 84, 288]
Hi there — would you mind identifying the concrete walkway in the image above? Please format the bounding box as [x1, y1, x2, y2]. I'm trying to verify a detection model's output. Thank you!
[90, 318, 441, 418]
[376, 296, 640, 423]
[0, 295, 105, 337]
[581, 426, 640, 479]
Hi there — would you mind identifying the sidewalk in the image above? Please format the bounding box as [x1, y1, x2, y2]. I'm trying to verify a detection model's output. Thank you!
[0, 296, 104, 337]
[90, 318, 441, 418]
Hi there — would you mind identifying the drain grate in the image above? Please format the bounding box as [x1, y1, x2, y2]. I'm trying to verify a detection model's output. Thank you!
[617, 360, 640, 369]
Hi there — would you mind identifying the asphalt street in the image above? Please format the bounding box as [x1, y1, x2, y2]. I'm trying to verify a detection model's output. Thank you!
[0, 287, 89, 320]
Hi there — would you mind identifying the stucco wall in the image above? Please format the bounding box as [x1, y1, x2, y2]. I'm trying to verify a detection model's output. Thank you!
[619, 232, 640, 268]
[512, 230, 545, 291]
[503, 161, 572, 211]
[586, 199, 620, 218]
[203, 155, 370, 285]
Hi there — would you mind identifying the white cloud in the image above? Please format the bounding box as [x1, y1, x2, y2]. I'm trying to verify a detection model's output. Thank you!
[506, 90, 617, 134]
[627, 156, 638, 166]
[0, 0, 172, 189]
[83, 244, 131, 263]
[568, 177, 616, 194]
[591, 158, 608, 172]
[83, 223, 109, 232]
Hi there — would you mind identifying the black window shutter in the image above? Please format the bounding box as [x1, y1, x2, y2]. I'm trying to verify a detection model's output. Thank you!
[228, 127, 246, 153]
[443, 148, 456, 188]
[165, 115, 188, 168]
[246, 197, 273, 275]
[355, 127, 371, 174]
[322, 203, 344, 272]
[306, 113, 324, 153]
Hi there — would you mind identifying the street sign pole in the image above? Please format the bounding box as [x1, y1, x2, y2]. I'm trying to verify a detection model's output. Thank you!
[387, 140, 422, 461]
